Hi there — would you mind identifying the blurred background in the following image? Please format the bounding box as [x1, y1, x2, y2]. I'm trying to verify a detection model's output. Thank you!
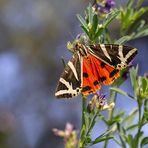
[0, 0, 147, 148]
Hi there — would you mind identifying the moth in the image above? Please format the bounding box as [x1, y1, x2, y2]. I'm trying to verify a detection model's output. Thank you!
[55, 43, 137, 98]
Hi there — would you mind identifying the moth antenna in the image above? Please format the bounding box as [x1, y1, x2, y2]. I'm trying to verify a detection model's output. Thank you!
[61, 56, 66, 68]
[68, 30, 75, 40]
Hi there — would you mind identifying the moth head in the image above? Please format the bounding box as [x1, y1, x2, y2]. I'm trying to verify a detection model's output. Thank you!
[116, 63, 127, 70]
[74, 43, 88, 57]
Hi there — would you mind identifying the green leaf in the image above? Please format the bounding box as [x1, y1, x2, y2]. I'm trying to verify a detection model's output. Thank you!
[134, 24, 148, 39]
[94, 129, 113, 139]
[115, 22, 148, 43]
[126, 124, 139, 131]
[134, 131, 144, 147]
[88, 3, 93, 25]
[130, 66, 139, 94]
[124, 108, 138, 129]
[141, 77, 148, 92]
[115, 35, 132, 44]
[126, 134, 134, 147]
[77, 14, 88, 31]
[94, 27, 104, 39]
[90, 136, 113, 145]
[115, 111, 125, 118]
[81, 26, 89, 37]
[141, 137, 148, 148]
[127, 0, 135, 8]
[110, 87, 135, 99]
[107, 111, 125, 126]
[133, 7, 148, 23]
[104, 9, 120, 28]
[121, 8, 133, 31]
[92, 14, 98, 34]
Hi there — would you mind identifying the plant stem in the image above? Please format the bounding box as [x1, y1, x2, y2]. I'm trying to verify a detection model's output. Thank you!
[134, 99, 142, 148]
[83, 110, 100, 145]
[104, 87, 117, 148]
[78, 95, 87, 148]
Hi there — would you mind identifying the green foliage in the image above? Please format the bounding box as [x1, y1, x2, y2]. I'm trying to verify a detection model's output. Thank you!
[118, 0, 148, 36]
[56, 0, 148, 147]
[76, 0, 148, 147]
[77, 4, 119, 43]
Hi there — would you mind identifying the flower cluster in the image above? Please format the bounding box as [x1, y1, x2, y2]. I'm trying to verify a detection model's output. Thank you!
[52, 123, 78, 148]
[88, 94, 115, 112]
[93, 0, 115, 15]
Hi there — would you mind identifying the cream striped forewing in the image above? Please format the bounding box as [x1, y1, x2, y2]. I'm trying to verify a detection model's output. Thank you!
[88, 44, 138, 69]
[55, 52, 82, 98]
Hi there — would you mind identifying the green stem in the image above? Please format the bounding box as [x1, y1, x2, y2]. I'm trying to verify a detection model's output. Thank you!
[134, 99, 142, 148]
[104, 87, 117, 148]
[78, 95, 87, 148]
[83, 110, 100, 145]
[82, 95, 87, 127]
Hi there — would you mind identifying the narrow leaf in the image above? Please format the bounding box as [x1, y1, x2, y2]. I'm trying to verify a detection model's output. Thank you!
[127, 0, 134, 8]
[141, 137, 148, 148]
[77, 14, 88, 31]
[130, 66, 139, 93]
[124, 108, 138, 129]
[127, 134, 134, 147]
[92, 14, 98, 34]
[91, 136, 113, 145]
[126, 124, 139, 131]
[81, 26, 89, 37]
[110, 87, 135, 99]
[94, 27, 104, 38]
[88, 3, 93, 24]
[104, 10, 120, 28]
[115, 35, 132, 44]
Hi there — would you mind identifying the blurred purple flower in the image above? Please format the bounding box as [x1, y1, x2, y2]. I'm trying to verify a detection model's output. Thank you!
[52, 122, 78, 148]
[87, 94, 106, 111]
[105, 0, 115, 12]
[93, 0, 115, 14]
[88, 93, 115, 111]
[98, 93, 106, 108]
[128, 60, 134, 69]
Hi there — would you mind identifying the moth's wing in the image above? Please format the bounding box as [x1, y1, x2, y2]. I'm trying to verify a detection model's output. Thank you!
[81, 54, 101, 96]
[55, 52, 82, 98]
[87, 54, 120, 85]
[88, 44, 138, 69]
[81, 54, 119, 96]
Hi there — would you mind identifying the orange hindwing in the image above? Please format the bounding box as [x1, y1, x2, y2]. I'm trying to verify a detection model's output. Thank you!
[82, 54, 120, 96]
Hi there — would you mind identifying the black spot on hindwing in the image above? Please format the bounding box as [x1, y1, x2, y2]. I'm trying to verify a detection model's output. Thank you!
[100, 76, 106, 82]
[82, 86, 91, 92]
[100, 62, 106, 68]
[109, 69, 119, 78]
[93, 80, 99, 86]
[83, 72, 88, 78]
